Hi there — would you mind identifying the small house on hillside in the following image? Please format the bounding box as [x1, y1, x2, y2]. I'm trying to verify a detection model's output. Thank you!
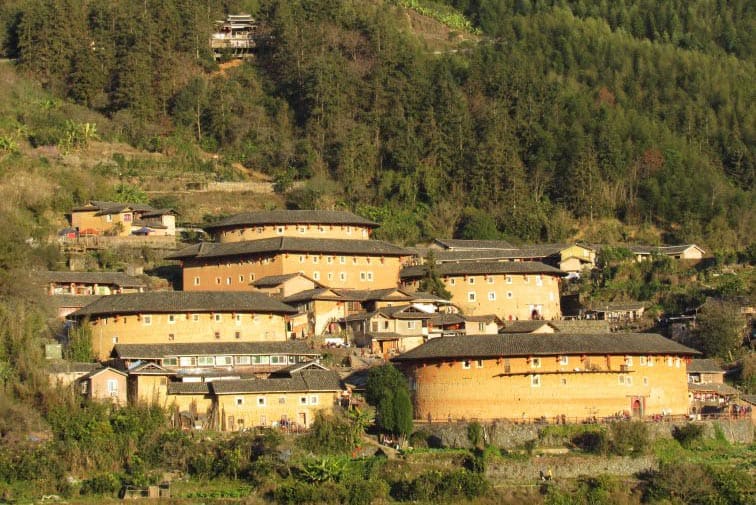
[629, 244, 706, 262]
[70, 201, 176, 237]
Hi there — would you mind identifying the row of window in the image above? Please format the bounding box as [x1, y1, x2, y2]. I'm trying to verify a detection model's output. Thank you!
[299, 255, 383, 265]
[195, 268, 376, 286]
[461, 356, 681, 370]
[140, 313, 269, 325]
[464, 291, 556, 302]
[235, 395, 319, 407]
[226, 225, 367, 236]
[529, 374, 651, 387]
[448, 275, 546, 286]
[162, 355, 302, 367]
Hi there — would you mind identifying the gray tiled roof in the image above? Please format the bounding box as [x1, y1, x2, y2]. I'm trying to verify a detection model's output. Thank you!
[428, 313, 466, 326]
[433, 239, 515, 250]
[41, 271, 146, 287]
[283, 288, 342, 304]
[687, 359, 724, 373]
[113, 341, 318, 359]
[210, 370, 342, 394]
[628, 244, 704, 255]
[48, 294, 103, 309]
[71, 200, 156, 215]
[331, 288, 413, 301]
[203, 210, 378, 230]
[70, 291, 297, 317]
[400, 261, 566, 279]
[47, 361, 102, 374]
[167, 237, 410, 260]
[168, 382, 211, 395]
[392, 333, 700, 362]
[252, 273, 302, 287]
[688, 382, 739, 395]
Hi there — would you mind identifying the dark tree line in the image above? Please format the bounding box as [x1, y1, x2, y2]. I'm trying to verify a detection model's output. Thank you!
[0, 0, 753, 249]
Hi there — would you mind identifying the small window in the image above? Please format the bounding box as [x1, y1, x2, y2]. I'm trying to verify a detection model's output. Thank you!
[666, 357, 673, 367]
[339, 256, 346, 264]
[468, 277, 475, 285]
[215, 277, 221, 285]
[339, 272, 347, 281]
[276, 226, 284, 234]
[168, 333, 175, 341]
[560, 378, 567, 385]
[313, 271, 320, 281]
[407, 321, 416, 330]
[559, 355, 569, 365]
[462, 360, 471, 369]
[198, 356, 214, 366]
[239, 275, 244, 283]
[235, 331, 241, 339]
[523, 276, 529, 283]
[449, 278, 456, 286]
[626, 376, 633, 385]
[162, 358, 178, 366]
[279, 397, 286, 404]
[625, 356, 633, 367]
[298, 226, 306, 233]
[535, 275, 543, 286]
[257, 397, 266, 406]
[236, 356, 251, 365]
[143, 315, 152, 325]
[643, 377, 649, 385]
[507, 291, 513, 299]
[467, 292, 476, 302]
[487, 291, 496, 301]
[310, 396, 318, 405]
[476, 359, 483, 368]
[531, 375, 541, 387]
[675, 357, 681, 368]
[236, 397, 244, 406]
[235, 314, 242, 325]
[226, 277, 231, 285]
[326, 256, 333, 264]
[168, 314, 176, 324]
[214, 331, 220, 339]
[179, 357, 196, 367]
[106, 379, 118, 393]
[640, 356, 647, 366]
[249, 273, 255, 282]
[214, 314, 222, 322]
[506, 276, 513, 284]
[192, 314, 200, 322]
[487, 276, 494, 284]
[478, 322, 485, 331]
[312, 256, 319, 264]
[367, 272, 373, 282]
[647, 356, 654, 367]
[327, 272, 333, 281]
[300, 396, 307, 405]
[531, 357, 541, 369]
[193, 277, 200, 286]
[112, 336, 119, 344]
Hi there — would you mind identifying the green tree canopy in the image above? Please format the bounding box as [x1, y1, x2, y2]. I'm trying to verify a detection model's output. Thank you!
[365, 365, 413, 437]
[694, 299, 746, 360]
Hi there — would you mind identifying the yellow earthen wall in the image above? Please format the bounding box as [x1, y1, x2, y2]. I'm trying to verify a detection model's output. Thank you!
[407, 354, 690, 421]
[216, 391, 340, 430]
[87, 371, 127, 405]
[183, 253, 406, 291]
[72, 210, 133, 236]
[133, 375, 169, 406]
[167, 393, 214, 416]
[87, 311, 288, 360]
[214, 224, 372, 243]
[439, 273, 561, 319]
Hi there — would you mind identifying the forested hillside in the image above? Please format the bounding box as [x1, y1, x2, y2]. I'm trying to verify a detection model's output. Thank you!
[0, 0, 753, 249]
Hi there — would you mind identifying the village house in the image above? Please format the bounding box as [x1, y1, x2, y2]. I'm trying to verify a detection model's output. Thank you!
[168, 210, 411, 291]
[686, 358, 740, 416]
[584, 301, 647, 324]
[70, 201, 177, 237]
[252, 273, 323, 299]
[428, 240, 597, 275]
[41, 270, 146, 296]
[400, 261, 565, 320]
[69, 291, 298, 360]
[77, 367, 128, 405]
[393, 332, 700, 422]
[47, 361, 102, 388]
[628, 244, 706, 262]
[209, 362, 343, 431]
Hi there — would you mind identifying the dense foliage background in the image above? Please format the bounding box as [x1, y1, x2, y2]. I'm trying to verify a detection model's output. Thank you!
[0, 0, 752, 247]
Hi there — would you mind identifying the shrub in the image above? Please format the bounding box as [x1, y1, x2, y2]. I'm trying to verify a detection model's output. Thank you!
[609, 421, 648, 457]
[80, 472, 121, 496]
[467, 421, 484, 449]
[571, 429, 608, 454]
[672, 423, 705, 448]
[300, 411, 356, 455]
[344, 478, 389, 505]
[393, 469, 489, 502]
[408, 429, 429, 448]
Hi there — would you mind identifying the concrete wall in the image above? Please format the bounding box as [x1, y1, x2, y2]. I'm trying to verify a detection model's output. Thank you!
[87, 310, 288, 360]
